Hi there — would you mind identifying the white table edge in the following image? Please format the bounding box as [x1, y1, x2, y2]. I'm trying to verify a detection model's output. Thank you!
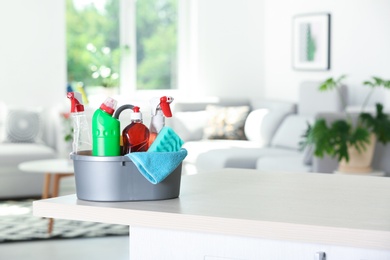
[33, 194, 390, 251]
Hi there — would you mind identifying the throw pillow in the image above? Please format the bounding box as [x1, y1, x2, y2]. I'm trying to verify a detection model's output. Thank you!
[172, 111, 209, 141]
[270, 115, 313, 150]
[5, 109, 42, 143]
[203, 105, 250, 140]
[244, 108, 288, 146]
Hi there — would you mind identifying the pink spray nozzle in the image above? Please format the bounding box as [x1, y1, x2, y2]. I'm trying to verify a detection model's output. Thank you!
[67, 92, 85, 112]
[160, 96, 173, 117]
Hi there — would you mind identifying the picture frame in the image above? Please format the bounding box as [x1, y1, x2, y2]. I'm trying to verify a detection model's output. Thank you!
[292, 13, 331, 70]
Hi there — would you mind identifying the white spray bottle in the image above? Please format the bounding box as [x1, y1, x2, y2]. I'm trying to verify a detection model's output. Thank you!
[67, 92, 92, 154]
[149, 96, 174, 145]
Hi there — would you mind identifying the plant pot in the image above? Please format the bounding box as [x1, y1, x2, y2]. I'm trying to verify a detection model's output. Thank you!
[338, 134, 376, 173]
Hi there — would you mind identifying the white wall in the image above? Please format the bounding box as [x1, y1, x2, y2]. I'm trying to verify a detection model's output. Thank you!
[263, 0, 390, 105]
[1, 1, 388, 107]
[0, 0, 66, 107]
[195, 0, 265, 99]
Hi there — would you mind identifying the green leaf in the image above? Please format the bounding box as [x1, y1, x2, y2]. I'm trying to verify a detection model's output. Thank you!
[318, 78, 335, 91]
[349, 127, 370, 154]
[318, 75, 346, 92]
[363, 103, 390, 144]
[363, 76, 390, 89]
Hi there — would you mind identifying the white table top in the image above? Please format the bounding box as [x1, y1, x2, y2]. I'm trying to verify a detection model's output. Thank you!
[33, 169, 390, 250]
[19, 159, 74, 174]
[334, 170, 385, 176]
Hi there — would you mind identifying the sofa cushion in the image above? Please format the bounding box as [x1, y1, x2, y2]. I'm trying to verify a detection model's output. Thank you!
[171, 110, 209, 142]
[0, 143, 56, 167]
[244, 108, 287, 146]
[298, 81, 346, 116]
[192, 145, 301, 173]
[183, 139, 263, 165]
[203, 105, 250, 140]
[182, 139, 300, 173]
[256, 155, 311, 173]
[270, 115, 313, 150]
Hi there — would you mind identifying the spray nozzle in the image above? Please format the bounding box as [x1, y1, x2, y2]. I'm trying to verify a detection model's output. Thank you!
[150, 96, 174, 117]
[67, 92, 85, 112]
[160, 96, 173, 117]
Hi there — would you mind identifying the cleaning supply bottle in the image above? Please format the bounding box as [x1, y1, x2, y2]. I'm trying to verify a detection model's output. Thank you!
[122, 106, 150, 154]
[92, 97, 120, 156]
[67, 92, 92, 154]
[149, 96, 174, 146]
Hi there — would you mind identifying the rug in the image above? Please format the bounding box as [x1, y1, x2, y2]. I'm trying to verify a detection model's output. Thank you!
[0, 200, 129, 243]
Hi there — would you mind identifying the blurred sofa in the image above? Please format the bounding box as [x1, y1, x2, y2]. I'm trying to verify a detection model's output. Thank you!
[0, 102, 69, 198]
[169, 82, 346, 175]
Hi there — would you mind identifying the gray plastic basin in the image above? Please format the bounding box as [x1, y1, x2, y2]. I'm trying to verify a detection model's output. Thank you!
[70, 151, 181, 202]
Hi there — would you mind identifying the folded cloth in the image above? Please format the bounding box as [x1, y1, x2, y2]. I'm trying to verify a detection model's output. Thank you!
[126, 148, 188, 184]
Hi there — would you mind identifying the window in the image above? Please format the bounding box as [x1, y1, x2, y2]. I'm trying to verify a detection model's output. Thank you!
[66, 0, 178, 93]
[136, 0, 178, 90]
[66, 0, 121, 90]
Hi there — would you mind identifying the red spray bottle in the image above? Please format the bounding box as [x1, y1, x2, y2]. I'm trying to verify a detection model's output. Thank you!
[149, 96, 173, 146]
[67, 92, 92, 154]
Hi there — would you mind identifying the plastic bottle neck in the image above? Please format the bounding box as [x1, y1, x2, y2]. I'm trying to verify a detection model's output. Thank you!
[131, 106, 143, 122]
[150, 110, 165, 133]
[100, 104, 115, 115]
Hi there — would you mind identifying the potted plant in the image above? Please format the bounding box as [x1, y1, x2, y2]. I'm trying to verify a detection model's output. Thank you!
[301, 75, 390, 173]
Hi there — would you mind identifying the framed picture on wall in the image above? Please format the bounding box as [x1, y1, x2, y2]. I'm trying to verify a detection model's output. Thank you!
[292, 13, 331, 70]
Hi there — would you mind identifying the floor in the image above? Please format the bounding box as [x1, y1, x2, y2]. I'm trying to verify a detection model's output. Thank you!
[0, 236, 129, 260]
[0, 177, 129, 259]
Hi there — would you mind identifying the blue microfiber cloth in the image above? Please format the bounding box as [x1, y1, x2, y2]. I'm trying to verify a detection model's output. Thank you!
[126, 148, 188, 184]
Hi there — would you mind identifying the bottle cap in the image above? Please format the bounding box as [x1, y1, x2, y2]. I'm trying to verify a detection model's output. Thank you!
[131, 106, 142, 121]
[100, 97, 117, 115]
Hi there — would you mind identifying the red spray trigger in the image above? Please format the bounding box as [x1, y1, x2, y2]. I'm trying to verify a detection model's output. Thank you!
[160, 96, 173, 117]
[67, 92, 84, 112]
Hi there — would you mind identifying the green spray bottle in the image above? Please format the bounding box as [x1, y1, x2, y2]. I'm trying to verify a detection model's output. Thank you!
[92, 97, 120, 156]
